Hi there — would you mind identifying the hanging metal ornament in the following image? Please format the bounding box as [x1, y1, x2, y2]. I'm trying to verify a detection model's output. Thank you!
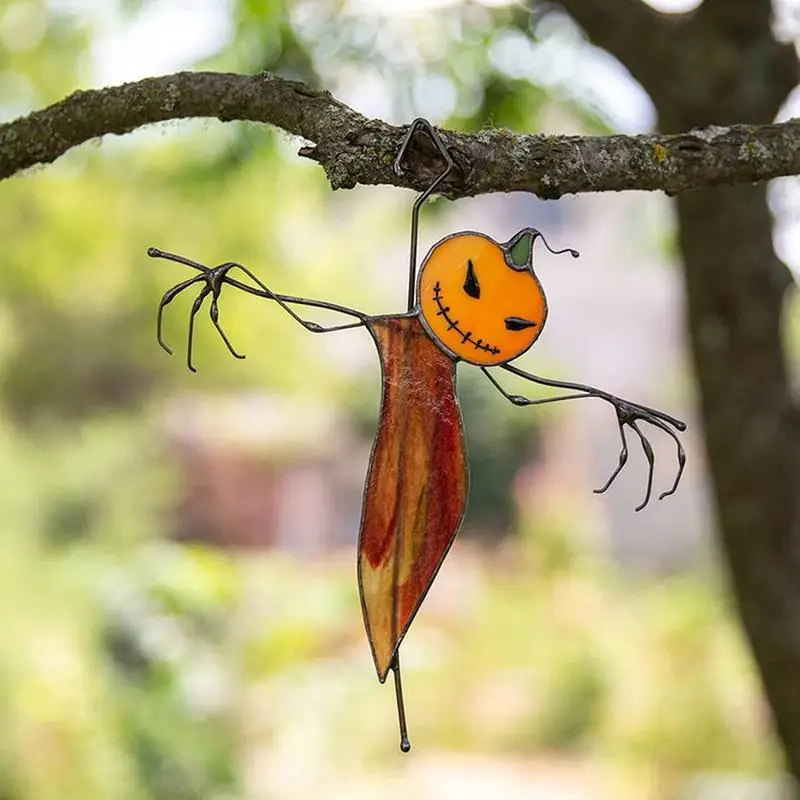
[149, 118, 686, 753]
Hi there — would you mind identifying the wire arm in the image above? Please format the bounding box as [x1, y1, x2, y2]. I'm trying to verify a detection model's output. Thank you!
[501, 362, 686, 430]
[393, 118, 455, 311]
[482, 367, 588, 406]
[488, 363, 687, 511]
[149, 247, 368, 372]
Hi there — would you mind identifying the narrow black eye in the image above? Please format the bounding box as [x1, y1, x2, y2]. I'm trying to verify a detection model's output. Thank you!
[505, 316, 537, 331]
[463, 259, 480, 299]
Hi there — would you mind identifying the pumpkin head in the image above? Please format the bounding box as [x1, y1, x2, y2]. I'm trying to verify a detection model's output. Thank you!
[418, 229, 551, 366]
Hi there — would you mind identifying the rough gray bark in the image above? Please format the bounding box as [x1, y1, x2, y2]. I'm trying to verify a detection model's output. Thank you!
[3, 70, 800, 198]
[557, 0, 800, 783]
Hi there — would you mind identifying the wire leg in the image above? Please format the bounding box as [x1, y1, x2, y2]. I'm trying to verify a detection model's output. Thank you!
[391, 652, 411, 753]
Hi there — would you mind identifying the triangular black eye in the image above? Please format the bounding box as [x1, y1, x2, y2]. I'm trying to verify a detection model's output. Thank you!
[463, 259, 480, 299]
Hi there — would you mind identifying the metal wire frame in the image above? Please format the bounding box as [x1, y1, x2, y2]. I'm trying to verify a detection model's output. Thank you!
[147, 116, 689, 752]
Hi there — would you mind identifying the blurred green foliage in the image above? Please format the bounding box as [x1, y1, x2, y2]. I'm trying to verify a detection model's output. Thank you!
[0, 1, 785, 798]
[234, 543, 779, 797]
[0, 0, 88, 112]
[0, 413, 238, 799]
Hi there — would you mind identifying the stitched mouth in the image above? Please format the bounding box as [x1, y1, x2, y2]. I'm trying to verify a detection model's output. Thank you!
[432, 282, 501, 356]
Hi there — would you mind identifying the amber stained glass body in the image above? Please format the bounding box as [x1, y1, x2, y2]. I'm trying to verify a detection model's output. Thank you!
[358, 314, 468, 681]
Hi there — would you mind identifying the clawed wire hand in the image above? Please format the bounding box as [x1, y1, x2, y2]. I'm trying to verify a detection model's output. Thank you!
[490, 364, 687, 512]
[148, 246, 262, 372]
[149, 246, 366, 372]
[593, 396, 686, 512]
[149, 245, 339, 372]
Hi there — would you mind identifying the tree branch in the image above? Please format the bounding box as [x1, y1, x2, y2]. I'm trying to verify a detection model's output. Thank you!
[3, 70, 800, 198]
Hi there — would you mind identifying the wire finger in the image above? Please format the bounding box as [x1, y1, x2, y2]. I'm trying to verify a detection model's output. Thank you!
[157, 275, 204, 355]
[630, 421, 655, 512]
[644, 416, 687, 500]
[186, 285, 211, 373]
[209, 297, 245, 360]
[595, 416, 629, 495]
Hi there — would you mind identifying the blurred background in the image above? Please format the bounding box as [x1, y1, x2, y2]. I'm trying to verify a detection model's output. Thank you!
[3, 0, 800, 798]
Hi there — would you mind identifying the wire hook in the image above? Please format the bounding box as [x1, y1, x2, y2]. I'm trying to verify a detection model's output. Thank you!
[393, 119, 455, 311]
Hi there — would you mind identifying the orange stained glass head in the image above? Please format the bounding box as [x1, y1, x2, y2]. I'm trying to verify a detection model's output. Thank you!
[418, 229, 548, 366]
